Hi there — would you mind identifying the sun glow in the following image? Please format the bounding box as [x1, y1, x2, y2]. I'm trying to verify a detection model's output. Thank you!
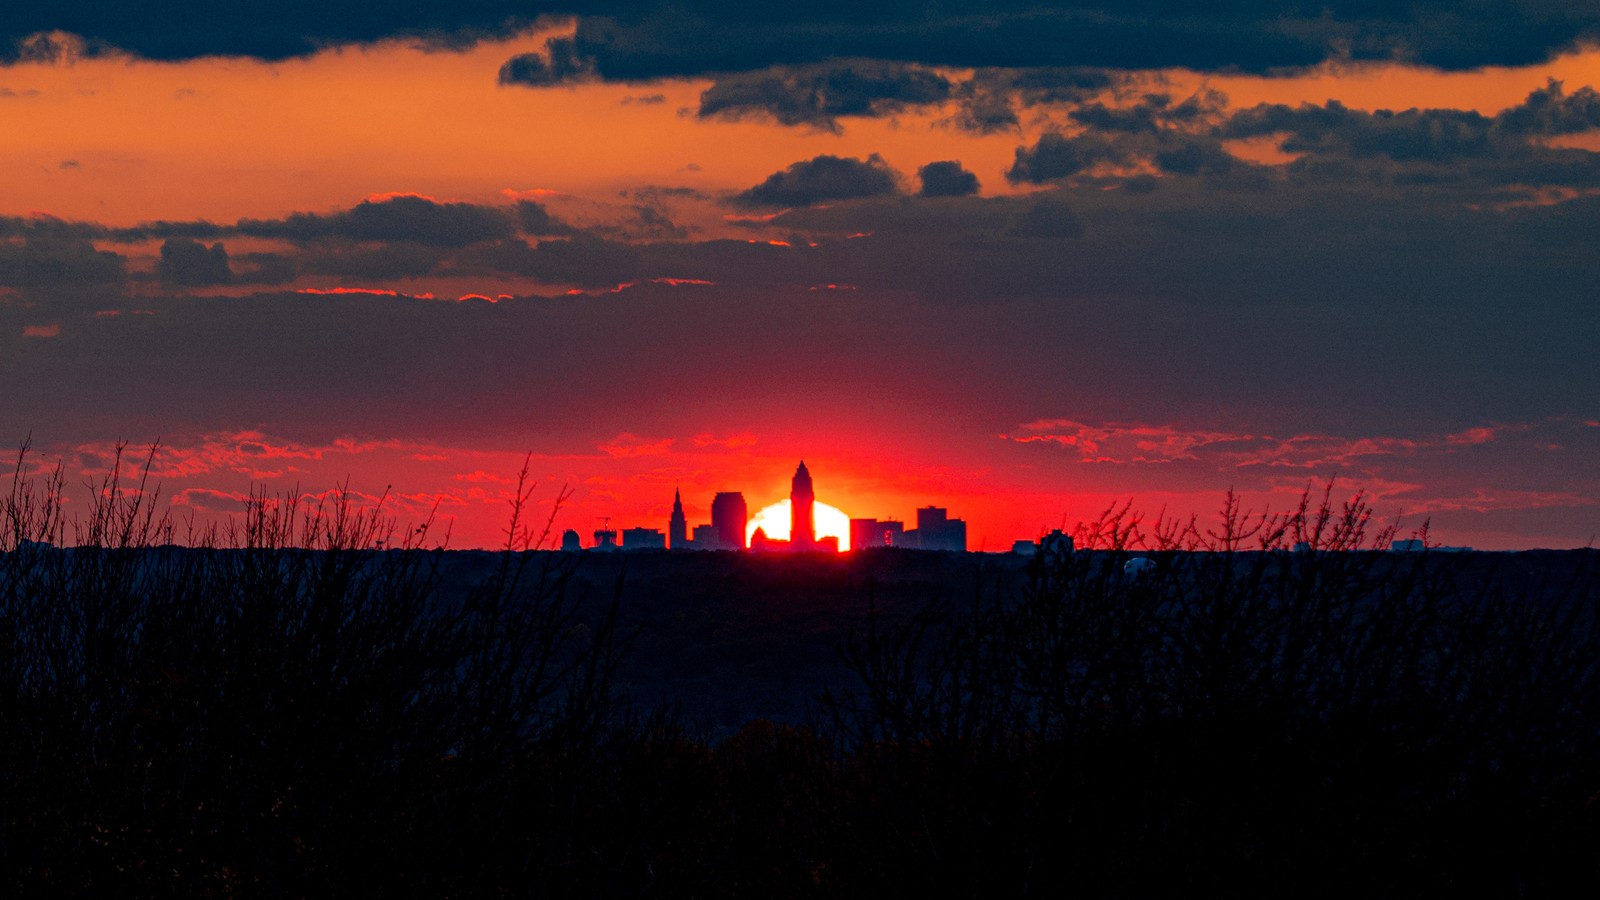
[746, 500, 852, 551]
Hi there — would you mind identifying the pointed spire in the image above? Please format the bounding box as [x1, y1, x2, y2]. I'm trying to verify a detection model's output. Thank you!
[669, 484, 687, 549]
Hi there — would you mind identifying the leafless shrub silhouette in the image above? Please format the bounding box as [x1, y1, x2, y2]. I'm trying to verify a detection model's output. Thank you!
[4, 452, 1596, 896]
[0, 443, 625, 895]
[821, 482, 1600, 894]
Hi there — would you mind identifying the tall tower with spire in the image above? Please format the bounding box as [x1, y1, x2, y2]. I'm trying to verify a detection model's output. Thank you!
[790, 461, 816, 550]
[669, 487, 687, 550]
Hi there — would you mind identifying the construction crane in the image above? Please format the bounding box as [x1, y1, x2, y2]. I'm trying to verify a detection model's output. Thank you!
[592, 516, 619, 550]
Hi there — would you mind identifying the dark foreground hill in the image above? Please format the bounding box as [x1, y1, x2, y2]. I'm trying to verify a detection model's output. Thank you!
[2, 488, 1597, 896]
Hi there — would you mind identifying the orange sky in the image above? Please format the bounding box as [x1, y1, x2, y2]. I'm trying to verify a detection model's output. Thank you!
[8, 30, 1600, 227]
[6, 24, 1599, 550]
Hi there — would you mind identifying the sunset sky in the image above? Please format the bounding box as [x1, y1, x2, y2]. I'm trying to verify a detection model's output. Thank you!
[4, 4, 1598, 549]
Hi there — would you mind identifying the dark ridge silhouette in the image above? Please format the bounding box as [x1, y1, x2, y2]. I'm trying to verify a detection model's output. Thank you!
[3, 447, 1596, 895]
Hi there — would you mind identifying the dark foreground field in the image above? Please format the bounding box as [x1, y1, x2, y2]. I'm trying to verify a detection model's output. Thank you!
[2, 477, 1597, 896]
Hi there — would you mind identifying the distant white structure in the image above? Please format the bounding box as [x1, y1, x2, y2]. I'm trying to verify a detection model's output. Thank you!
[1391, 539, 1473, 552]
[1123, 557, 1155, 577]
[1013, 529, 1075, 557]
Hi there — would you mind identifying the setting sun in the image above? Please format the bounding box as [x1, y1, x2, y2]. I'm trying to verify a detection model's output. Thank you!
[746, 500, 852, 551]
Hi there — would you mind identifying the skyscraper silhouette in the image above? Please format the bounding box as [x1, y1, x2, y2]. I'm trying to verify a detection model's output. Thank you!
[790, 460, 816, 550]
[669, 487, 687, 549]
[711, 492, 748, 550]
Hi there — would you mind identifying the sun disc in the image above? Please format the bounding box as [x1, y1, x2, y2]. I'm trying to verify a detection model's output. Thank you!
[746, 499, 851, 550]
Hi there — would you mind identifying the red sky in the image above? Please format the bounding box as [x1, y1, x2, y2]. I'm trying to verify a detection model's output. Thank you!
[4, 13, 1598, 549]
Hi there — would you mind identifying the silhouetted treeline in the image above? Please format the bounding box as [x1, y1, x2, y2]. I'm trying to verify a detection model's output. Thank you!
[2, 455, 1596, 896]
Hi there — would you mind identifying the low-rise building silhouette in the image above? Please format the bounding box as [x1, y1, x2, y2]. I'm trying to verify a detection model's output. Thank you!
[910, 506, 966, 551]
[622, 527, 666, 550]
[850, 517, 906, 550]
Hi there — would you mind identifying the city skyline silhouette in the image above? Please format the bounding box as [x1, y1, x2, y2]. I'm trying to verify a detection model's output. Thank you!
[564, 459, 969, 552]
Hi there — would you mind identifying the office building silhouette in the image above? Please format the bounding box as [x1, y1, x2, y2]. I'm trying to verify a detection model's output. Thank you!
[912, 506, 966, 551]
[622, 527, 665, 550]
[711, 492, 748, 550]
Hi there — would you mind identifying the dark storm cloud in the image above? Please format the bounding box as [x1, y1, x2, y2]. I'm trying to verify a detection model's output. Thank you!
[733, 154, 901, 208]
[218, 195, 566, 253]
[1006, 67, 1122, 106]
[497, 36, 598, 87]
[1224, 81, 1600, 164]
[1006, 132, 1131, 182]
[587, 203, 689, 241]
[157, 238, 232, 286]
[561, 8, 1310, 78]
[471, 233, 823, 291]
[1070, 91, 1226, 134]
[0, 3, 542, 64]
[113, 220, 231, 242]
[459, 234, 645, 288]
[5, 31, 75, 64]
[951, 67, 1121, 134]
[1497, 81, 1600, 135]
[917, 161, 980, 197]
[231, 253, 298, 286]
[560, 4, 1599, 80]
[949, 81, 1024, 134]
[1004, 81, 1600, 188]
[1153, 138, 1241, 178]
[7, 189, 1596, 489]
[1, 197, 580, 290]
[7, 4, 1596, 76]
[513, 199, 571, 236]
[1006, 94, 1240, 181]
[0, 216, 132, 293]
[696, 60, 950, 130]
[299, 242, 453, 280]
[738, 170, 1596, 318]
[1223, 101, 1499, 162]
[0, 214, 107, 241]
[0, 234, 123, 288]
[237, 195, 519, 247]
